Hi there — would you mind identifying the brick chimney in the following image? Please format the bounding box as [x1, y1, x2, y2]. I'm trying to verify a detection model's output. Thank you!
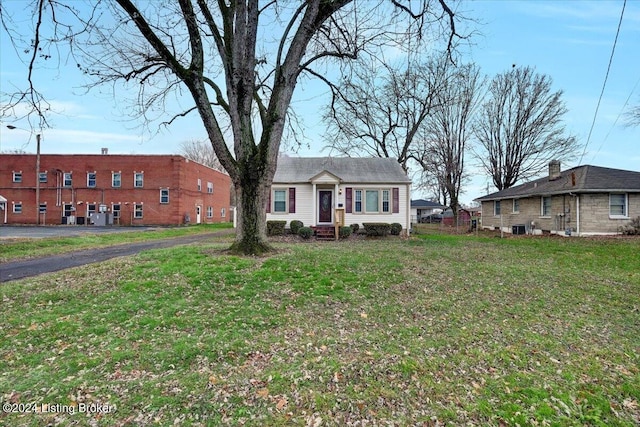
[101, 148, 108, 155]
[548, 160, 561, 181]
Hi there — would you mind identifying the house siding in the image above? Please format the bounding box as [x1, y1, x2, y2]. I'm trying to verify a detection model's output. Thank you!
[481, 192, 639, 235]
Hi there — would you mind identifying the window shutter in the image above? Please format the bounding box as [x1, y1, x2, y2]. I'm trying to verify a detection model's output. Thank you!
[345, 188, 352, 213]
[289, 188, 296, 213]
[266, 190, 271, 213]
[392, 187, 400, 213]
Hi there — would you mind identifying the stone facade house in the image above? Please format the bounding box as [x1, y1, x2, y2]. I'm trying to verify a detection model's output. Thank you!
[475, 161, 640, 236]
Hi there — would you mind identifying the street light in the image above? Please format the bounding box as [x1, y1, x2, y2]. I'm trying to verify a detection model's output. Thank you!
[6, 125, 42, 225]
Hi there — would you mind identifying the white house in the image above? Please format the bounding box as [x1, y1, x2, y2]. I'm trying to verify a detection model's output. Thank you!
[266, 157, 412, 233]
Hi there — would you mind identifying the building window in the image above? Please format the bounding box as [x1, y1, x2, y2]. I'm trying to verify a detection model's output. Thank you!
[513, 199, 520, 213]
[207, 182, 213, 193]
[134, 172, 144, 188]
[39, 203, 47, 213]
[160, 188, 169, 204]
[134, 204, 143, 218]
[354, 190, 362, 213]
[273, 189, 287, 213]
[610, 193, 628, 217]
[87, 203, 96, 217]
[63, 172, 72, 187]
[207, 206, 213, 218]
[112, 204, 121, 220]
[541, 196, 552, 217]
[365, 190, 379, 213]
[63, 204, 74, 217]
[112, 172, 121, 188]
[382, 190, 390, 213]
[39, 172, 47, 183]
[494, 200, 501, 216]
[197, 178, 202, 192]
[13, 203, 22, 213]
[87, 172, 97, 188]
[221, 207, 226, 218]
[13, 172, 22, 183]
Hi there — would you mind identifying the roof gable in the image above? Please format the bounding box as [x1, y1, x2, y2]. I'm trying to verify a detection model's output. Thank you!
[476, 165, 640, 201]
[309, 170, 342, 184]
[273, 157, 411, 184]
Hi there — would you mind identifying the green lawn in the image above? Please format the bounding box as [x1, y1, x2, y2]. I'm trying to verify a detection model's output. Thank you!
[1, 232, 638, 426]
[0, 223, 233, 263]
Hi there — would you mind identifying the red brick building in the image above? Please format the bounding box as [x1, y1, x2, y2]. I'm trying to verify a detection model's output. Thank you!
[0, 153, 231, 226]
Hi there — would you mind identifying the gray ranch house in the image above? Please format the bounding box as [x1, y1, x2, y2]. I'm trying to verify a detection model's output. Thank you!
[475, 161, 640, 236]
[266, 157, 412, 234]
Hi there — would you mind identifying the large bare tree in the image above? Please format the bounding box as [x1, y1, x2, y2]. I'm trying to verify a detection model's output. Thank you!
[412, 62, 483, 223]
[1, 0, 462, 254]
[323, 54, 451, 171]
[474, 66, 579, 191]
[179, 139, 224, 172]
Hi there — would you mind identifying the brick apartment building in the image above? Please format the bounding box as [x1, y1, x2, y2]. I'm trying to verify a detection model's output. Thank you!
[0, 153, 231, 226]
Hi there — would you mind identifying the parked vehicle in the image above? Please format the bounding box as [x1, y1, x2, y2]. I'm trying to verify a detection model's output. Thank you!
[420, 213, 443, 223]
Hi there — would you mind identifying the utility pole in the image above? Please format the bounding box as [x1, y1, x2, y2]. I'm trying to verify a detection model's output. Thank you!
[36, 133, 41, 225]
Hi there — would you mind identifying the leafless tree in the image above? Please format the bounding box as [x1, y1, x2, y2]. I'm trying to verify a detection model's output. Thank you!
[179, 139, 224, 172]
[625, 98, 640, 127]
[412, 62, 483, 223]
[1, 0, 463, 254]
[474, 66, 579, 191]
[323, 53, 451, 171]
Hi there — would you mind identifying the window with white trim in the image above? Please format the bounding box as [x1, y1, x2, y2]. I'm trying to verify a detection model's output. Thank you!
[13, 203, 22, 213]
[87, 172, 97, 188]
[13, 172, 22, 183]
[273, 189, 287, 213]
[160, 188, 169, 204]
[39, 203, 47, 213]
[207, 206, 213, 218]
[221, 207, 226, 218]
[354, 190, 362, 213]
[352, 189, 393, 214]
[39, 172, 47, 183]
[494, 200, 501, 216]
[134, 172, 144, 188]
[134, 203, 143, 218]
[87, 203, 96, 217]
[541, 196, 552, 217]
[112, 204, 121, 220]
[207, 182, 213, 193]
[382, 190, 390, 213]
[609, 193, 627, 217]
[513, 199, 520, 213]
[197, 178, 202, 192]
[112, 172, 121, 188]
[63, 172, 72, 187]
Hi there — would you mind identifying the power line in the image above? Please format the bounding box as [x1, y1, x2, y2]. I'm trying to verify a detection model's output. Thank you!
[578, 0, 626, 165]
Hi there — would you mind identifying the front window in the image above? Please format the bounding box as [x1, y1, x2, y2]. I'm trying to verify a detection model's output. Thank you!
[39, 203, 47, 213]
[207, 182, 213, 193]
[13, 203, 22, 213]
[197, 178, 202, 192]
[354, 190, 362, 213]
[541, 197, 552, 216]
[39, 172, 47, 183]
[87, 203, 96, 217]
[160, 188, 169, 204]
[112, 204, 121, 219]
[63, 204, 73, 217]
[134, 204, 143, 218]
[87, 172, 97, 188]
[494, 200, 501, 216]
[207, 206, 213, 218]
[365, 190, 379, 213]
[513, 199, 520, 213]
[13, 172, 22, 183]
[382, 190, 390, 213]
[610, 193, 627, 217]
[273, 189, 287, 213]
[64, 173, 72, 187]
[134, 172, 144, 188]
[112, 172, 121, 188]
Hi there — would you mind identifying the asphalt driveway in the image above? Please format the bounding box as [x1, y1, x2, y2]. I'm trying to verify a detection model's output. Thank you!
[0, 225, 161, 240]
[0, 229, 233, 283]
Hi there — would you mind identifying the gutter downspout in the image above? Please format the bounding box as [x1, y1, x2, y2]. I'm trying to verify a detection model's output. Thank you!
[576, 194, 580, 236]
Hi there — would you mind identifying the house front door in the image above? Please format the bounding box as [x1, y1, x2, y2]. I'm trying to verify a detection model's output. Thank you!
[318, 190, 332, 223]
[196, 205, 202, 224]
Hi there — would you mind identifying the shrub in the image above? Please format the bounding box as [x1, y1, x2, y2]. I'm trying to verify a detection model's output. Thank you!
[362, 222, 391, 237]
[339, 226, 352, 239]
[390, 223, 402, 235]
[289, 220, 304, 235]
[267, 220, 286, 236]
[350, 223, 360, 233]
[619, 216, 640, 235]
[298, 226, 313, 239]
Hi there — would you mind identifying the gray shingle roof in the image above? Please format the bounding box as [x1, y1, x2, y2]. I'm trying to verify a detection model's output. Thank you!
[476, 165, 640, 201]
[411, 199, 446, 209]
[273, 157, 411, 184]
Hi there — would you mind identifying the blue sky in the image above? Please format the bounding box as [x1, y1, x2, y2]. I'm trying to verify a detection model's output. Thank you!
[1, 0, 639, 204]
